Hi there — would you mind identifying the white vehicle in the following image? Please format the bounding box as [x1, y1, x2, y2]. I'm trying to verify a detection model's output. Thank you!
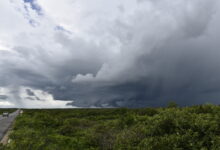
[2, 112, 9, 117]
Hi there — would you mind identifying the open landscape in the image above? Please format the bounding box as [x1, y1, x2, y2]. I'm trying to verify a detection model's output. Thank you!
[1, 104, 220, 150]
[1, 0, 220, 149]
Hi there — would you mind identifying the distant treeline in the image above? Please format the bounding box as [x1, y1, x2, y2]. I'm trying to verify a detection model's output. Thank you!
[0, 109, 17, 115]
[1, 104, 220, 149]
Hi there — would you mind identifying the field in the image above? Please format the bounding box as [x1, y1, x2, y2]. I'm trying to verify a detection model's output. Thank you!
[1, 104, 220, 150]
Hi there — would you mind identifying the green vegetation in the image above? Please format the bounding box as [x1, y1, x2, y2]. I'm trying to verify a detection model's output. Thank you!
[2, 104, 220, 149]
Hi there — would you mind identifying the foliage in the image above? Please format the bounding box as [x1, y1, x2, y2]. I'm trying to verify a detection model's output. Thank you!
[167, 101, 178, 108]
[2, 105, 220, 150]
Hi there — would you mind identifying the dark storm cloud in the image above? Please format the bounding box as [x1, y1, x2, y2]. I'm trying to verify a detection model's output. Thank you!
[0, 95, 8, 100]
[62, 37, 220, 107]
[1, 0, 220, 107]
[26, 89, 35, 96]
[56, 0, 220, 107]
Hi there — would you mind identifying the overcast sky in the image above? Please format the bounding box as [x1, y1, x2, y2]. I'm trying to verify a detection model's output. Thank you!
[1, 0, 220, 108]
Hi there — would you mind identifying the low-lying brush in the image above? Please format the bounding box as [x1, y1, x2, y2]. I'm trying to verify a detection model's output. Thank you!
[1, 104, 220, 150]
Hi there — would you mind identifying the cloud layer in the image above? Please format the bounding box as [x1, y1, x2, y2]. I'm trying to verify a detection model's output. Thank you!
[1, 0, 220, 107]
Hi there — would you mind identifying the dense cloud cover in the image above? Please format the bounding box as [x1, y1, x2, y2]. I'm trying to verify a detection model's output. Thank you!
[1, 0, 220, 107]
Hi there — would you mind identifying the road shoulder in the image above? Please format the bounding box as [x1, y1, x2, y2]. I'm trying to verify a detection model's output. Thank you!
[0, 110, 20, 145]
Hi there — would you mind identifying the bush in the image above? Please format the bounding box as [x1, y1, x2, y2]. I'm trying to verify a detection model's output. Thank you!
[167, 101, 178, 108]
[2, 105, 220, 150]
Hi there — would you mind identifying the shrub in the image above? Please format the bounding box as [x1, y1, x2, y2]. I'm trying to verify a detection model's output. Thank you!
[167, 101, 178, 108]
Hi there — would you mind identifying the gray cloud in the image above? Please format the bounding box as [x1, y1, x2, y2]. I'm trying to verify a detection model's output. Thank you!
[1, 0, 220, 107]
[25, 89, 44, 101]
[26, 89, 35, 96]
[0, 95, 8, 100]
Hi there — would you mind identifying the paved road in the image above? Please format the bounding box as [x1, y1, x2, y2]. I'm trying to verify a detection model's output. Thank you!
[0, 110, 19, 141]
